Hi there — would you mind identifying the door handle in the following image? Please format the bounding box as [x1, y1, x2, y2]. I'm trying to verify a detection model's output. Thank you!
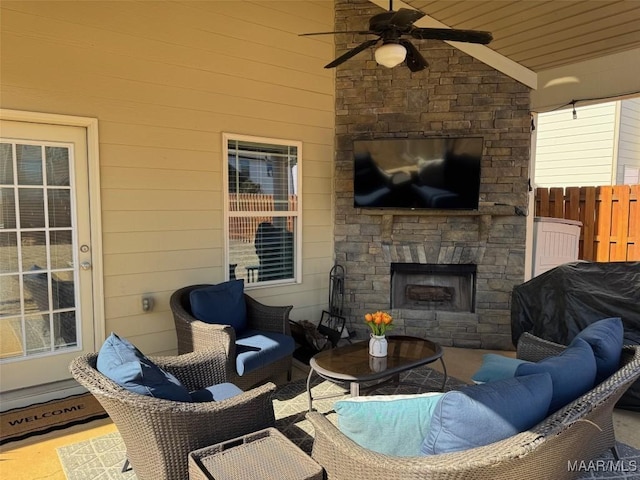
[80, 261, 92, 270]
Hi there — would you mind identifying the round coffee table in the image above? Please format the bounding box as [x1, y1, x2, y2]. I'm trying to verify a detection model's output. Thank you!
[307, 335, 446, 411]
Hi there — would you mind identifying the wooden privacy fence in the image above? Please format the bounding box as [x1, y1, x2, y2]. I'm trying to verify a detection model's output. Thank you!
[535, 185, 639, 261]
[228, 193, 297, 243]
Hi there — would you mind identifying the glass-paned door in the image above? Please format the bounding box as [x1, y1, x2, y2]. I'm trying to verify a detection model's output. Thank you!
[0, 120, 95, 392]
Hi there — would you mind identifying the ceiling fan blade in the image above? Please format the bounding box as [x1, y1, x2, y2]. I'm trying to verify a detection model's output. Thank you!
[410, 27, 493, 44]
[324, 38, 379, 68]
[299, 30, 374, 37]
[388, 8, 426, 29]
[399, 39, 428, 72]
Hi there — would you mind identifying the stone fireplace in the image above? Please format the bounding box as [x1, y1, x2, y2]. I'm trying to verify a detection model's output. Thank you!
[332, 0, 531, 350]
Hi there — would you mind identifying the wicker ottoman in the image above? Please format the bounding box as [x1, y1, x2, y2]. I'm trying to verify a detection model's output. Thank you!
[188, 428, 323, 480]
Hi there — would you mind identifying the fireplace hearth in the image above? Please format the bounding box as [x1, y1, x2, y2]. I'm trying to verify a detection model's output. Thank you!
[391, 263, 476, 312]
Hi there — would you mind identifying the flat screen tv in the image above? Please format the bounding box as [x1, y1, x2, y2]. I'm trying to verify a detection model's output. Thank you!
[353, 137, 483, 210]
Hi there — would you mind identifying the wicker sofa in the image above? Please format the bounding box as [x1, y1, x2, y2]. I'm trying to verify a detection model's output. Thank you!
[306, 332, 640, 480]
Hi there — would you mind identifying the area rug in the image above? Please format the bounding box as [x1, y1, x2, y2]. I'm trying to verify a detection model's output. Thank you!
[57, 367, 640, 480]
[1, 392, 107, 446]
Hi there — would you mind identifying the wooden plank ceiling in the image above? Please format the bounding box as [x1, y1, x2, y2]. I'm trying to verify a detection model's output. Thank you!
[402, 0, 640, 71]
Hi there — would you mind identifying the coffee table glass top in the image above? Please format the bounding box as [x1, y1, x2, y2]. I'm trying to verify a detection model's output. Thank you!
[310, 335, 443, 383]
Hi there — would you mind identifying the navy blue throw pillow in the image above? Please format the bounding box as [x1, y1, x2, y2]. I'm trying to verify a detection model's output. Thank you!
[516, 336, 596, 413]
[575, 317, 624, 383]
[189, 280, 247, 332]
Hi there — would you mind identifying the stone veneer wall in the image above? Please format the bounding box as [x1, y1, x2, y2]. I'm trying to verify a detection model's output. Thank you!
[333, 0, 531, 350]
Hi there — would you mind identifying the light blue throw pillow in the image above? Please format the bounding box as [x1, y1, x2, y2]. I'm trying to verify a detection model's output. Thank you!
[516, 336, 596, 413]
[189, 280, 247, 333]
[97, 333, 192, 402]
[471, 354, 531, 383]
[335, 392, 444, 457]
[575, 317, 624, 383]
[421, 373, 553, 455]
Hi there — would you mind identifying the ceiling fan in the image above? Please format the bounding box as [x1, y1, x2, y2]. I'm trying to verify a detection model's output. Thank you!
[300, 0, 493, 72]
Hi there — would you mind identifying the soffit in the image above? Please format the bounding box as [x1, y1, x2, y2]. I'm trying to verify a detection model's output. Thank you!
[402, 0, 640, 72]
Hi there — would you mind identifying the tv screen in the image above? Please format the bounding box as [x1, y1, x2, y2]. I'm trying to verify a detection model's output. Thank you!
[353, 137, 483, 210]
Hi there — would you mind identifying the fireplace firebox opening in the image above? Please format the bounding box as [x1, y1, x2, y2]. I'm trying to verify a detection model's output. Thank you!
[390, 263, 477, 312]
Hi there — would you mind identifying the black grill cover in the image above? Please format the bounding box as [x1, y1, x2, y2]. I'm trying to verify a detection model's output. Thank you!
[511, 261, 640, 411]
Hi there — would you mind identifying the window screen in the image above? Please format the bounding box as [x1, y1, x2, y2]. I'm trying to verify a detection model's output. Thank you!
[225, 135, 300, 285]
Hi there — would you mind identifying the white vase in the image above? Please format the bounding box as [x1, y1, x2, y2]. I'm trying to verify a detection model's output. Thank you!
[369, 334, 388, 357]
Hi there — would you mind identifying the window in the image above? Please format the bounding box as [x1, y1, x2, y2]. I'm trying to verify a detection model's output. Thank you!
[223, 134, 301, 286]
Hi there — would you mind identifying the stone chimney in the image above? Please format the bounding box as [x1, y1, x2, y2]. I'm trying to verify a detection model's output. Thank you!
[332, 0, 531, 350]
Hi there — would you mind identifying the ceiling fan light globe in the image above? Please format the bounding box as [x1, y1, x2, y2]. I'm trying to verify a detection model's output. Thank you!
[374, 43, 407, 68]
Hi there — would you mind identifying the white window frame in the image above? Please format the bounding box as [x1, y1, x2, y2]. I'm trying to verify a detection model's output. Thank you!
[222, 133, 302, 287]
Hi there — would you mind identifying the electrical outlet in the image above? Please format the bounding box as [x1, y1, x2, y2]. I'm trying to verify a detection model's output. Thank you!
[142, 296, 153, 312]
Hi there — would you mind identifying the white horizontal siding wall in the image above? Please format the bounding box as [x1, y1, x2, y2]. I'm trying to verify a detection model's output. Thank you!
[616, 98, 640, 184]
[534, 102, 617, 187]
[0, 0, 336, 354]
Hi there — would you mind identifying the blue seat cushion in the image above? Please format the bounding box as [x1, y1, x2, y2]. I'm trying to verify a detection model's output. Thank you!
[471, 354, 531, 384]
[575, 317, 624, 383]
[516, 336, 596, 413]
[190, 382, 243, 402]
[189, 280, 247, 333]
[421, 373, 553, 455]
[235, 329, 295, 376]
[335, 392, 444, 457]
[96, 333, 192, 402]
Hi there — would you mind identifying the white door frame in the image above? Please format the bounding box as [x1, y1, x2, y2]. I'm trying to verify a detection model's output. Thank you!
[0, 109, 105, 407]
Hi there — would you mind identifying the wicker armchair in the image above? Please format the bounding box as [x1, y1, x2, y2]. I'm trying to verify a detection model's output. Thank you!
[69, 350, 276, 480]
[306, 336, 640, 480]
[170, 284, 294, 390]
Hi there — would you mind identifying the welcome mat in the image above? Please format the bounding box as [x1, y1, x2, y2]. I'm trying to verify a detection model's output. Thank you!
[1, 392, 107, 445]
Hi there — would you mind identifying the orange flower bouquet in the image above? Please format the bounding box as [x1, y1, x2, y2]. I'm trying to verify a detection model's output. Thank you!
[364, 311, 394, 336]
